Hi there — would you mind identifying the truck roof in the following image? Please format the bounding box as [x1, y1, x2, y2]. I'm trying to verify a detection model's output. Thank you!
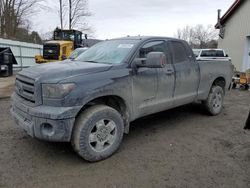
[111, 36, 180, 41]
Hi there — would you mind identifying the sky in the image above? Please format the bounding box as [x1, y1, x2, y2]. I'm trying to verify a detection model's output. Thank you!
[33, 0, 235, 40]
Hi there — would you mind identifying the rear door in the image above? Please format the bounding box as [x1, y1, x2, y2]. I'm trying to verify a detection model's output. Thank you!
[170, 40, 200, 105]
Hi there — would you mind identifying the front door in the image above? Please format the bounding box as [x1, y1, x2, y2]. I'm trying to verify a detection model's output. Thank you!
[132, 40, 175, 118]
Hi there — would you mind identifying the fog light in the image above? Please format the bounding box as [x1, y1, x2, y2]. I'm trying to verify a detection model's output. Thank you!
[41, 123, 54, 137]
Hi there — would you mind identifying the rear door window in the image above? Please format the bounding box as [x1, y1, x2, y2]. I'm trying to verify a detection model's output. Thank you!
[170, 41, 190, 63]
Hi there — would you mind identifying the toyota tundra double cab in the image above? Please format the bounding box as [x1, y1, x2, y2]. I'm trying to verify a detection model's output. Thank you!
[11, 36, 233, 161]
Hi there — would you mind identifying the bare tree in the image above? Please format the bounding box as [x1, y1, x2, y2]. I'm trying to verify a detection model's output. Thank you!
[0, 0, 42, 38]
[69, 0, 72, 29]
[55, 0, 93, 35]
[176, 26, 195, 45]
[57, 0, 68, 29]
[193, 25, 218, 48]
[40, 30, 54, 40]
[175, 24, 219, 48]
[56, 0, 93, 35]
[68, 0, 91, 30]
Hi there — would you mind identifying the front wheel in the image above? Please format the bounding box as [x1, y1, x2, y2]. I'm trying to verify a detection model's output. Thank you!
[204, 85, 224, 116]
[71, 105, 124, 162]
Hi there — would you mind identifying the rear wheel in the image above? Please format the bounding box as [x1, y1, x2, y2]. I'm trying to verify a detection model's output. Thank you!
[245, 84, 249, 90]
[71, 105, 124, 162]
[232, 82, 237, 89]
[204, 85, 224, 116]
[239, 84, 249, 90]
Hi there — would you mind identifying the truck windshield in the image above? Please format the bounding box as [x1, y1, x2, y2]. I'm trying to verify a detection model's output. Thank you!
[75, 40, 138, 64]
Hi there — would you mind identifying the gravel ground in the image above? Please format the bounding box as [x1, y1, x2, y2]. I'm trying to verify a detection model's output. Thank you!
[0, 76, 15, 99]
[0, 90, 250, 188]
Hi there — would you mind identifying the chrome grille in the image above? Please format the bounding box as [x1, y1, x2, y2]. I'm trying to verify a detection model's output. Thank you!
[15, 75, 35, 103]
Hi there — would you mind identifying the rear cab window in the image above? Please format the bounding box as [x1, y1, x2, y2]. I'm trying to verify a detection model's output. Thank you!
[200, 50, 225, 57]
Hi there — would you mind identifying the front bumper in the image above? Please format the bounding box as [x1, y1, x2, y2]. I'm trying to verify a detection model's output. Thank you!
[10, 93, 81, 142]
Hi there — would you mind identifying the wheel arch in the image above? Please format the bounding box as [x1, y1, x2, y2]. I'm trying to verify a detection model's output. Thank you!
[75, 95, 130, 134]
[211, 76, 226, 93]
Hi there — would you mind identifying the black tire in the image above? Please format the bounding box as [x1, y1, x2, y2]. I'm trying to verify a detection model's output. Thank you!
[204, 85, 224, 116]
[239, 84, 249, 90]
[244, 111, 250, 129]
[232, 82, 237, 89]
[245, 84, 249, 91]
[239, 85, 245, 90]
[71, 105, 124, 162]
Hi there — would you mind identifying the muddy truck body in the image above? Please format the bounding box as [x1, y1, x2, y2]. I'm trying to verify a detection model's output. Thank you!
[11, 36, 233, 161]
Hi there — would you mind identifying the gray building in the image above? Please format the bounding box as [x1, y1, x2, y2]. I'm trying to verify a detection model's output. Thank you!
[216, 0, 250, 72]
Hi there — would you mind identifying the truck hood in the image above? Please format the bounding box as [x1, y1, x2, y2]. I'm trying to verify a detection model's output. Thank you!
[19, 60, 113, 82]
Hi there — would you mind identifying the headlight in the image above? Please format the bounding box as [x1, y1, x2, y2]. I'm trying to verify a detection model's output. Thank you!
[42, 83, 76, 99]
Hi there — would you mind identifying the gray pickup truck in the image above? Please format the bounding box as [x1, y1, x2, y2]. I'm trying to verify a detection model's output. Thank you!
[11, 36, 233, 161]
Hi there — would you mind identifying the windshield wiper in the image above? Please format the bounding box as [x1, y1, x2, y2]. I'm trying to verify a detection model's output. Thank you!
[79, 60, 111, 64]
[84, 60, 98, 63]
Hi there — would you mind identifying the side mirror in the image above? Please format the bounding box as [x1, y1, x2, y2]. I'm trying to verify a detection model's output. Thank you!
[135, 52, 167, 68]
[225, 54, 229, 57]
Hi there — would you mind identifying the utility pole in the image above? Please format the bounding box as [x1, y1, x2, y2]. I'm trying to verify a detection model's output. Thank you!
[69, 0, 72, 29]
[59, 0, 63, 29]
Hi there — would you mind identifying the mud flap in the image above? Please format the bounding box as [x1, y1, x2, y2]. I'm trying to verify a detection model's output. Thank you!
[244, 110, 250, 130]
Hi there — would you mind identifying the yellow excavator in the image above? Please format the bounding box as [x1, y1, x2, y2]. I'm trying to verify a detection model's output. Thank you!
[35, 28, 84, 64]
